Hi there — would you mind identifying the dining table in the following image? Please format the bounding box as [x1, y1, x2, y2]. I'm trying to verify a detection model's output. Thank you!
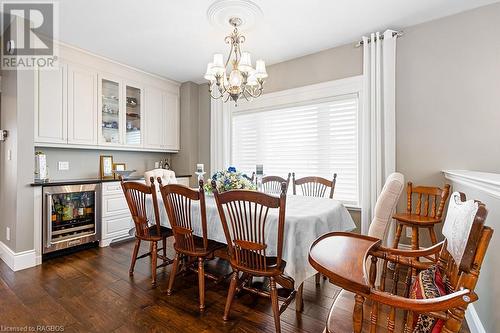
[148, 194, 356, 286]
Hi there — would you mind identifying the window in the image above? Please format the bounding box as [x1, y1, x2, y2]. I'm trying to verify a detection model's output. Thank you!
[231, 94, 359, 206]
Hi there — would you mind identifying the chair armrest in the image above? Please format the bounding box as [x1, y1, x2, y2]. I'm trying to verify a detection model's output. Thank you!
[373, 241, 443, 258]
[369, 288, 477, 312]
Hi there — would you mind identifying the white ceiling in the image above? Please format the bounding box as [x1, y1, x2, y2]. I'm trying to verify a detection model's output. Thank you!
[56, 0, 499, 83]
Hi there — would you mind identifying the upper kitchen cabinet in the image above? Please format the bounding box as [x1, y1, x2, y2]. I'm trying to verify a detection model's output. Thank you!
[98, 75, 123, 146]
[144, 87, 180, 151]
[35, 64, 67, 144]
[164, 92, 180, 151]
[124, 83, 143, 147]
[67, 64, 98, 145]
[34, 43, 180, 152]
[144, 87, 165, 149]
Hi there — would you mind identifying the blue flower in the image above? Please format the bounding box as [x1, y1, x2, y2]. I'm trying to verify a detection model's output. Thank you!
[228, 166, 237, 173]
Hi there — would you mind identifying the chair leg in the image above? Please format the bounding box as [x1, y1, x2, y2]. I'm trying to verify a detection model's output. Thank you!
[429, 227, 439, 261]
[167, 253, 180, 295]
[411, 227, 419, 250]
[223, 270, 239, 321]
[296, 282, 304, 312]
[129, 238, 141, 275]
[198, 257, 205, 312]
[270, 277, 281, 333]
[353, 294, 364, 333]
[392, 223, 403, 249]
[315, 272, 321, 286]
[151, 241, 158, 287]
[162, 236, 167, 260]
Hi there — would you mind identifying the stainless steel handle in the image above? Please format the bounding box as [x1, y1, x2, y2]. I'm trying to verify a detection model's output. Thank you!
[46, 193, 53, 248]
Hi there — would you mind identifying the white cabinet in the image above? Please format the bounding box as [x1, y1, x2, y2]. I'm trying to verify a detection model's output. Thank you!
[164, 92, 180, 151]
[101, 181, 132, 247]
[67, 64, 98, 145]
[177, 177, 190, 187]
[35, 65, 67, 143]
[144, 87, 165, 149]
[144, 87, 180, 150]
[98, 75, 124, 146]
[34, 47, 180, 152]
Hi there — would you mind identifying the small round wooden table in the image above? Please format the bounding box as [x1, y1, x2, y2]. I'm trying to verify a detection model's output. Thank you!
[308, 232, 381, 333]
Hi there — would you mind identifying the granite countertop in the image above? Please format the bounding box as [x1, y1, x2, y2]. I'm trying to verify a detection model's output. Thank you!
[30, 174, 192, 187]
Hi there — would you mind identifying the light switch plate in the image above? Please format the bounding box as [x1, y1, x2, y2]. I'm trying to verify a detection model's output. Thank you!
[406, 226, 412, 238]
[58, 161, 69, 171]
[6, 227, 10, 241]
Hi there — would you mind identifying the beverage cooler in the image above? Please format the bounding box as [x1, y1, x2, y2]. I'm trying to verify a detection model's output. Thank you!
[43, 184, 101, 254]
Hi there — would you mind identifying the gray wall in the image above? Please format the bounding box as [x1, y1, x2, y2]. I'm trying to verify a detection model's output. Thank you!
[0, 68, 36, 252]
[198, 84, 211, 174]
[171, 82, 199, 185]
[396, 3, 500, 185]
[35, 148, 168, 180]
[265, 43, 363, 94]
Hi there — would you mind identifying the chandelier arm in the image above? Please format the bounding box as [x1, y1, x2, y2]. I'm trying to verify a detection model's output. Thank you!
[242, 90, 251, 102]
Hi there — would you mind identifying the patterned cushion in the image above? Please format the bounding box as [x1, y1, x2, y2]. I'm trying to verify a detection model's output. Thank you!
[410, 265, 448, 333]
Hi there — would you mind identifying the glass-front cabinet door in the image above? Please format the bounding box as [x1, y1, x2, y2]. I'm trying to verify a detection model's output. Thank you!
[100, 77, 122, 145]
[125, 84, 142, 146]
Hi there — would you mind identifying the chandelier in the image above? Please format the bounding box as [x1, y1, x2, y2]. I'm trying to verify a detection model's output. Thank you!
[204, 17, 268, 106]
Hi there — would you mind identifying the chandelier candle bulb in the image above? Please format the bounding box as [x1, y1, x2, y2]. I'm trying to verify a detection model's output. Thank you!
[238, 52, 252, 72]
[204, 63, 215, 81]
[212, 53, 224, 71]
[255, 60, 268, 79]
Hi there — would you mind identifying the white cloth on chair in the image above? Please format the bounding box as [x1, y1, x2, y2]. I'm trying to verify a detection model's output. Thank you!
[144, 169, 177, 191]
[367, 172, 404, 244]
[442, 192, 479, 265]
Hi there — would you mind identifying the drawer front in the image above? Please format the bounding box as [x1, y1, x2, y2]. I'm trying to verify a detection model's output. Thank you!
[102, 194, 130, 217]
[102, 181, 123, 196]
[104, 214, 132, 235]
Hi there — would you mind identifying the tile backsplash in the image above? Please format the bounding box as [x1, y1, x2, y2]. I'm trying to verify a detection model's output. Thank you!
[35, 147, 171, 180]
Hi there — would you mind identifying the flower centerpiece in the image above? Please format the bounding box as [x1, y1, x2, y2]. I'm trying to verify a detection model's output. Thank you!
[204, 167, 256, 194]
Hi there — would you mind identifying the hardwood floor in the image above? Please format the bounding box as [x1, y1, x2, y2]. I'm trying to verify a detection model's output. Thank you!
[0, 239, 470, 332]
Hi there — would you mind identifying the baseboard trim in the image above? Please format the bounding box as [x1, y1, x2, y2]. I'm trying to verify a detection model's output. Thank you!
[0, 241, 37, 271]
[465, 304, 485, 333]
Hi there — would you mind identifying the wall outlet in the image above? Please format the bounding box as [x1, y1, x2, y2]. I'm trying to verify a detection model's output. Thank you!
[406, 226, 412, 238]
[6, 227, 10, 241]
[58, 161, 69, 171]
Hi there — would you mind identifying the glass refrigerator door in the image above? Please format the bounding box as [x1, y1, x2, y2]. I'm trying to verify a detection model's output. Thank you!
[49, 191, 96, 243]
[101, 79, 121, 144]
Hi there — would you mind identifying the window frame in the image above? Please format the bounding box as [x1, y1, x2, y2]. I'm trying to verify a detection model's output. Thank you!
[228, 76, 364, 208]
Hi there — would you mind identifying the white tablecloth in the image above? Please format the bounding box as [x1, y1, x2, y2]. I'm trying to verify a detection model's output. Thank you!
[151, 195, 355, 285]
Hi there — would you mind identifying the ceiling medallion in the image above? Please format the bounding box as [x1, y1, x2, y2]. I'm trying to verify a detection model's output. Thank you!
[204, 16, 267, 106]
[207, 0, 263, 31]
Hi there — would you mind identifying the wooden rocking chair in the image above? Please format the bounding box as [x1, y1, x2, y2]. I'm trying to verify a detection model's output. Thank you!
[309, 192, 493, 333]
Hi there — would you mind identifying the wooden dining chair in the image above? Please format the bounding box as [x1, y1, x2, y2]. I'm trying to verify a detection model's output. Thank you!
[212, 180, 296, 333]
[121, 177, 173, 287]
[310, 192, 492, 333]
[292, 173, 337, 199]
[292, 172, 337, 286]
[157, 178, 226, 311]
[262, 173, 291, 195]
[392, 182, 451, 254]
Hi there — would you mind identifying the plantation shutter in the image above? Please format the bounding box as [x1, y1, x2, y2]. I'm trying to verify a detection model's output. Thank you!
[231, 94, 359, 206]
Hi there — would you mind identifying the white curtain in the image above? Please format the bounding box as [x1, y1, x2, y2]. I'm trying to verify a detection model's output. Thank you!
[210, 99, 231, 176]
[361, 30, 397, 236]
